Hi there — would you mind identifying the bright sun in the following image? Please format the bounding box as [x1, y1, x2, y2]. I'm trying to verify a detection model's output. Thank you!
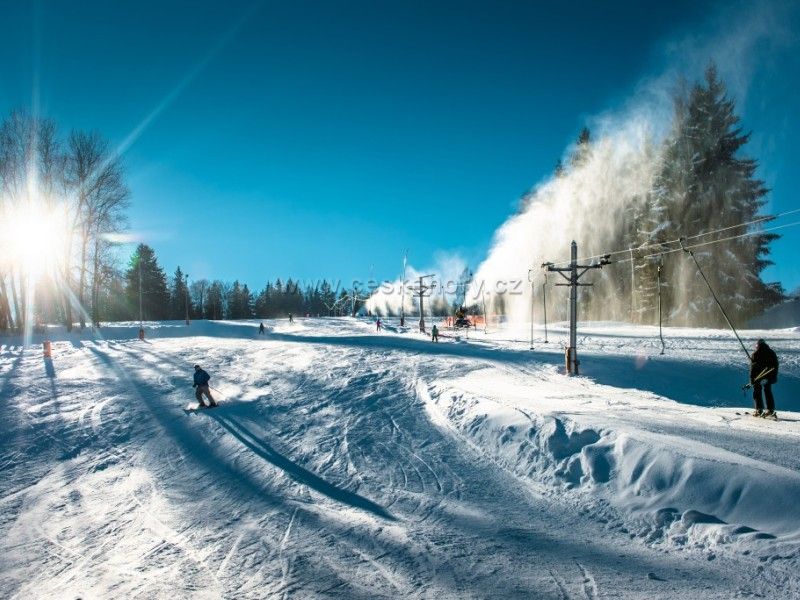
[1, 204, 67, 280]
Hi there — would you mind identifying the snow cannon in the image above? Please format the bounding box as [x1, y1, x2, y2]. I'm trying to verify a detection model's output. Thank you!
[43, 340, 52, 358]
[452, 306, 470, 328]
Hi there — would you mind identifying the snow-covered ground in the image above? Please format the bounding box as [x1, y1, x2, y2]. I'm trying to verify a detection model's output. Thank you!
[1, 317, 799, 598]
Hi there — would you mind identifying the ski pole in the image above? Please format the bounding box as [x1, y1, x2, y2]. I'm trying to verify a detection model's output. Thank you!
[209, 386, 226, 399]
[680, 238, 751, 362]
[741, 367, 774, 390]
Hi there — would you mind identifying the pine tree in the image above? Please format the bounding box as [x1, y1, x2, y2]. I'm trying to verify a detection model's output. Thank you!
[570, 127, 592, 168]
[205, 281, 224, 319]
[125, 244, 170, 321]
[170, 266, 192, 321]
[254, 283, 271, 317]
[241, 284, 254, 318]
[650, 66, 782, 326]
[226, 281, 243, 319]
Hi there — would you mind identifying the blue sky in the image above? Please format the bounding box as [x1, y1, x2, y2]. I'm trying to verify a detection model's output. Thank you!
[3, 0, 799, 291]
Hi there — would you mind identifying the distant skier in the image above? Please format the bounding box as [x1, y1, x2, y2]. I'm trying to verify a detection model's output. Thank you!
[750, 339, 778, 417]
[376, 318, 382, 331]
[431, 324, 439, 343]
[259, 322, 265, 334]
[288, 312, 294, 324]
[193, 365, 218, 408]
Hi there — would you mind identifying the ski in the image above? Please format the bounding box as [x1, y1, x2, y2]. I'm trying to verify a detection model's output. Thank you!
[184, 402, 219, 413]
[734, 411, 778, 421]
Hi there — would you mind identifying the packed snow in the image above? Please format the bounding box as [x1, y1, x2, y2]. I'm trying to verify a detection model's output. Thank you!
[1, 317, 799, 598]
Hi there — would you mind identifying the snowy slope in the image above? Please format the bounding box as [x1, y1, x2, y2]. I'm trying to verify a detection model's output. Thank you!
[1, 318, 799, 598]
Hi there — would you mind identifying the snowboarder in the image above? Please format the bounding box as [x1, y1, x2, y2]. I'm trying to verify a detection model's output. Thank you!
[750, 339, 778, 417]
[193, 365, 218, 408]
[259, 322, 265, 334]
[376, 318, 382, 331]
[431, 324, 439, 343]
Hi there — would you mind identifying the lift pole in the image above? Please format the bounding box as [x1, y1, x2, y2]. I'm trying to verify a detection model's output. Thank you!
[541, 267, 549, 343]
[185, 273, 190, 326]
[400, 251, 407, 326]
[482, 291, 488, 334]
[138, 257, 144, 340]
[546, 241, 610, 375]
[629, 245, 636, 322]
[527, 269, 535, 350]
[411, 274, 436, 333]
[657, 258, 665, 355]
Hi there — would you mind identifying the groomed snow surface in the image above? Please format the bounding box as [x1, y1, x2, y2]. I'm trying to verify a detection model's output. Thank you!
[1, 318, 799, 599]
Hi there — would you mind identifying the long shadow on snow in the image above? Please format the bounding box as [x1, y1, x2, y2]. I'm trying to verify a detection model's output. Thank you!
[0, 348, 25, 400]
[109, 342, 397, 522]
[267, 332, 800, 411]
[207, 411, 396, 521]
[85, 345, 295, 515]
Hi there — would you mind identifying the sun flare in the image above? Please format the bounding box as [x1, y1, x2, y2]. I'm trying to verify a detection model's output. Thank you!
[1, 203, 68, 280]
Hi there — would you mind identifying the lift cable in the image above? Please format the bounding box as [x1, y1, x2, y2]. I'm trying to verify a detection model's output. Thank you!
[546, 207, 800, 267]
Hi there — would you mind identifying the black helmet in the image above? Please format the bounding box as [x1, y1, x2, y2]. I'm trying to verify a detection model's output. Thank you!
[194, 364, 200, 369]
[756, 339, 766, 347]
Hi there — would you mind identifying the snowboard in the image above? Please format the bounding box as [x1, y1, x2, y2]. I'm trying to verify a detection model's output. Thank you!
[184, 402, 219, 413]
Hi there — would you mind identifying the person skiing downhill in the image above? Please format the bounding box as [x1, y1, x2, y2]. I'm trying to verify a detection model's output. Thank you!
[259, 322, 265, 334]
[431, 324, 439, 343]
[288, 312, 294, 324]
[376, 318, 382, 331]
[750, 339, 778, 417]
[193, 365, 217, 408]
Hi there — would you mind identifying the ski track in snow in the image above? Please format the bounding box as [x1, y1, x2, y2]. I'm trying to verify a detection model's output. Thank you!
[1, 318, 799, 598]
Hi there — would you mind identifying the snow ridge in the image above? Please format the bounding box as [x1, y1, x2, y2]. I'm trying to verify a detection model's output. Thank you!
[421, 376, 800, 563]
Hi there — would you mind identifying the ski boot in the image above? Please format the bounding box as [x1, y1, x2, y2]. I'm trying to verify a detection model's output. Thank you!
[752, 410, 763, 417]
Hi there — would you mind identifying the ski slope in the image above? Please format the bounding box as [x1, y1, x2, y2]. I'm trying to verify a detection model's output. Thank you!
[1, 318, 799, 598]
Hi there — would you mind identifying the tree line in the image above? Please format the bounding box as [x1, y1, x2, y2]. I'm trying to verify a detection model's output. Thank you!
[118, 243, 362, 322]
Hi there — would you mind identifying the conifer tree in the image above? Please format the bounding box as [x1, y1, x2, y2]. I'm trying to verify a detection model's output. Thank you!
[254, 283, 271, 317]
[125, 244, 170, 320]
[205, 281, 224, 319]
[170, 266, 192, 320]
[570, 127, 592, 168]
[241, 284, 254, 318]
[640, 66, 782, 326]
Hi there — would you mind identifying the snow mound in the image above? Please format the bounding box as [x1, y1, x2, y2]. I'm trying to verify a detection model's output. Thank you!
[421, 376, 800, 559]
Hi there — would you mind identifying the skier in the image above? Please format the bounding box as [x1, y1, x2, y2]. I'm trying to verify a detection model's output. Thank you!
[750, 339, 778, 417]
[288, 312, 294, 324]
[193, 365, 217, 408]
[431, 324, 439, 343]
[258, 322, 265, 334]
[376, 318, 382, 331]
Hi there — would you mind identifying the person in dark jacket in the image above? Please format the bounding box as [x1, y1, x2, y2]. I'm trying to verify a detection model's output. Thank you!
[259, 322, 265, 334]
[750, 339, 778, 416]
[431, 324, 439, 343]
[193, 365, 217, 407]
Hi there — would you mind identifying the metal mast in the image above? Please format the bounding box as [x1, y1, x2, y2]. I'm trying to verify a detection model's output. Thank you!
[545, 241, 610, 375]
